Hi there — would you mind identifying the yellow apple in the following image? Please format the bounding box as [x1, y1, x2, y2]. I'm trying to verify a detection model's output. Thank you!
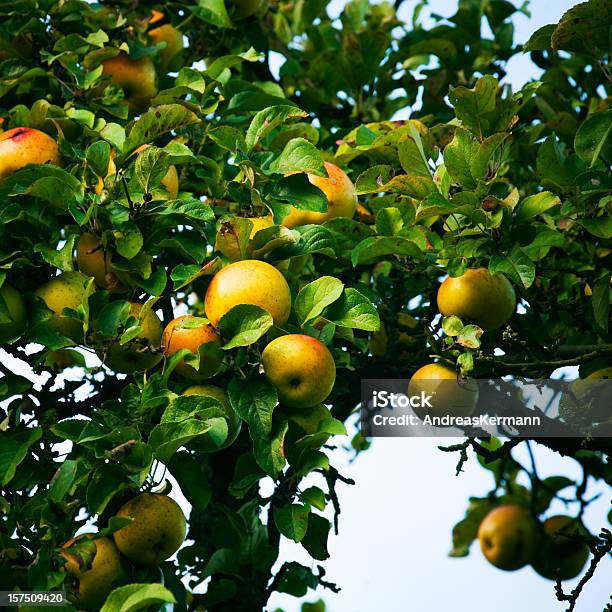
[162, 315, 223, 380]
[532, 515, 590, 580]
[183, 384, 242, 451]
[94, 150, 116, 195]
[76, 233, 125, 292]
[99, 53, 157, 113]
[61, 535, 125, 611]
[248, 214, 274, 239]
[281, 162, 357, 228]
[262, 334, 336, 409]
[35, 272, 92, 341]
[0, 283, 26, 343]
[478, 505, 536, 571]
[407, 363, 478, 419]
[113, 493, 186, 565]
[149, 11, 184, 73]
[100, 302, 163, 373]
[0, 127, 61, 181]
[204, 260, 291, 327]
[437, 268, 516, 331]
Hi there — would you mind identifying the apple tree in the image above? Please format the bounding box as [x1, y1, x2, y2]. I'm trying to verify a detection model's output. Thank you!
[0, 0, 610, 611]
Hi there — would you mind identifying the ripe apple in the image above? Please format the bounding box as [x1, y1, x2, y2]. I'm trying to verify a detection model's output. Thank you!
[149, 11, 184, 73]
[227, 0, 266, 20]
[0, 127, 61, 181]
[35, 272, 92, 341]
[162, 315, 223, 380]
[61, 535, 125, 610]
[532, 515, 590, 580]
[478, 505, 536, 571]
[0, 283, 26, 343]
[281, 162, 357, 228]
[113, 493, 186, 565]
[407, 362, 478, 419]
[204, 260, 291, 327]
[262, 334, 336, 409]
[100, 302, 163, 373]
[76, 233, 125, 292]
[132, 144, 179, 199]
[248, 215, 274, 239]
[437, 268, 516, 331]
[94, 150, 116, 195]
[183, 384, 242, 451]
[99, 53, 157, 113]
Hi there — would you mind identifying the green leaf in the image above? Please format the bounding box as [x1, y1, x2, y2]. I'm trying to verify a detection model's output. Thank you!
[123, 104, 199, 156]
[575, 111, 612, 168]
[228, 375, 277, 439]
[97, 301, 131, 337]
[444, 127, 477, 188]
[191, 0, 234, 28]
[448, 75, 498, 136]
[398, 138, 431, 177]
[457, 324, 483, 349]
[150, 417, 226, 463]
[48, 459, 78, 503]
[160, 198, 215, 222]
[269, 138, 326, 176]
[205, 48, 262, 80]
[489, 246, 535, 289]
[134, 146, 170, 194]
[515, 192, 561, 221]
[442, 316, 464, 336]
[355, 165, 394, 195]
[34, 235, 77, 272]
[592, 274, 610, 333]
[208, 126, 247, 152]
[169, 451, 211, 512]
[299, 486, 326, 511]
[551, 0, 611, 56]
[323, 288, 380, 331]
[246, 105, 308, 151]
[273, 503, 310, 542]
[351, 236, 422, 265]
[0, 427, 42, 486]
[229, 453, 266, 498]
[523, 24, 555, 51]
[86, 464, 130, 515]
[275, 562, 318, 597]
[217, 304, 274, 349]
[274, 174, 328, 212]
[113, 222, 143, 259]
[579, 217, 612, 239]
[100, 583, 176, 612]
[375, 207, 404, 235]
[294, 277, 344, 326]
[301, 513, 330, 560]
[252, 414, 288, 478]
